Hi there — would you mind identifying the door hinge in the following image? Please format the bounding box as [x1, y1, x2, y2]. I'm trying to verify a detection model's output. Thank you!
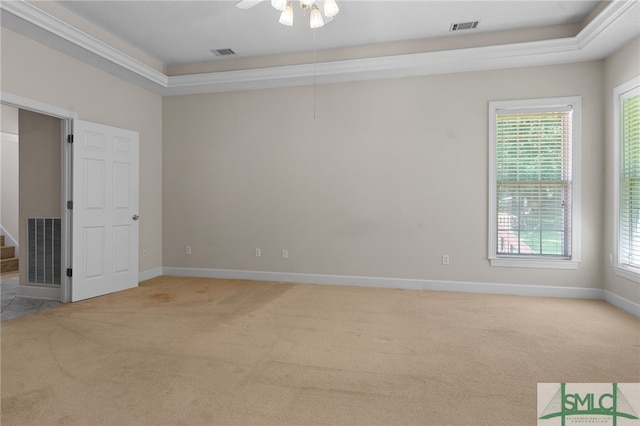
[67, 200, 73, 210]
[67, 134, 74, 143]
[66, 268, 72, 277]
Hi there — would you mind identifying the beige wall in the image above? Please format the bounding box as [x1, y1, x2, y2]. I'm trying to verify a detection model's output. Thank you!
[0, 27, 163, 275]
[1, 105, 19, 245]
[3, 16, 635, 302]
[604, 36, 640, 304]
[163, 60, 604, 289]
[18, 109, 61, 284]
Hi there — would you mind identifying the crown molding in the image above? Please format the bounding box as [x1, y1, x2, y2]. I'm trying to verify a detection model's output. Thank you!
[1, 0, 638, 96]
[0, 0, 168, 88]
[163, 37, 581, 95]
[575, 0, 638, 48]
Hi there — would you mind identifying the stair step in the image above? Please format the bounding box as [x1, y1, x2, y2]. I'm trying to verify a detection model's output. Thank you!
[0, 235, 4, 246]
[1, 257, 19, 273]
[1, 245, 15, 260]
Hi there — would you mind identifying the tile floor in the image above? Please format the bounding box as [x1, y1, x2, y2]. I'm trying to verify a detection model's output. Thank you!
[1, 273, 61, 321]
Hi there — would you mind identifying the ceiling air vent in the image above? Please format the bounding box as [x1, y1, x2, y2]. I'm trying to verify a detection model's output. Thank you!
[450, 21, 479, 32]
[211, 48, 236, 56]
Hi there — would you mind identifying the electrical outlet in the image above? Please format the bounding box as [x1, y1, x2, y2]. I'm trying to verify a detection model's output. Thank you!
[186, 246, 191, 255]
[282, 249, 289, 259]
[255, 248, 261, 257]
[442, 254, 450, 265]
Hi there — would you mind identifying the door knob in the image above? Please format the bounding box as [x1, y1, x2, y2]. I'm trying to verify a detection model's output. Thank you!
[132, 215, 139, 221]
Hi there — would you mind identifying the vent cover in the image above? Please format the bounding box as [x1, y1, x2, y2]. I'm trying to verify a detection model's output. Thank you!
[212, 48, 236, 56]
[28, 217, 61, 286]
[450, 21, 479, 31]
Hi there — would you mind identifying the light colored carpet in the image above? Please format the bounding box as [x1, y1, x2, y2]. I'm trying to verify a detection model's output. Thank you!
[1, 276, 638, 425]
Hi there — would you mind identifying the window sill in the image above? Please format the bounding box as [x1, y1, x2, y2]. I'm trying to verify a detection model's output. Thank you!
[490, 257, 579, 270]
[613, 265, 640, 283]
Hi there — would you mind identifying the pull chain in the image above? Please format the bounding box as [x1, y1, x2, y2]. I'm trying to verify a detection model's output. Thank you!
[313, 28, 317, 120]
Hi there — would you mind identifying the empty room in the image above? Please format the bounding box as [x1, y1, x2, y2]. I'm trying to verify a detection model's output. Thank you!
[1, 1, 639, 425]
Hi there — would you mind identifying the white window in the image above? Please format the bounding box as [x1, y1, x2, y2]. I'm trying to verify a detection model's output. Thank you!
[614, 76, 640, 282]
[488, 97, 581, 269]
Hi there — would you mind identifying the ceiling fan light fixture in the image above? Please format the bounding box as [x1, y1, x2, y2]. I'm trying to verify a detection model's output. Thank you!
[271, 0, 337, 28]
[279, 2, 294, 26]
[271, 0, 287, 11]
[299, 0, 315, 9]
[323, 0, 339, 18]
[309, 4, 324, 28]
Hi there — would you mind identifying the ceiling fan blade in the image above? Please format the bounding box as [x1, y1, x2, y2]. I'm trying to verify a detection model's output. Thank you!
[235, 0, 265, 9]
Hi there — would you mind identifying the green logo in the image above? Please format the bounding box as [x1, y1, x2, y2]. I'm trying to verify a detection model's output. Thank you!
[538, 383, 639, 426]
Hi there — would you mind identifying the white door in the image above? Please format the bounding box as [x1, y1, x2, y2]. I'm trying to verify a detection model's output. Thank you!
[71, 120, 139, 302]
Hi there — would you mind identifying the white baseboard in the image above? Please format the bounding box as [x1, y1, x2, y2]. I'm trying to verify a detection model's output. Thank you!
[603, 290, 640, 317]
[139, 267, 163, 282]
[163, 267, 604, 300]
[16, 284, 60, 300]
[0, 226, 19, 252]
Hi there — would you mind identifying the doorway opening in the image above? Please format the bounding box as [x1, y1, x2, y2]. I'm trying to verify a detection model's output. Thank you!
[1, 105, 68, 319]
[1, 94, 74, 306]
[1, 105, 67, 299]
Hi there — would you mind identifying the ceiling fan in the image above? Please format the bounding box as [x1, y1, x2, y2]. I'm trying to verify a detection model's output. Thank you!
[236, 0, 339, 28]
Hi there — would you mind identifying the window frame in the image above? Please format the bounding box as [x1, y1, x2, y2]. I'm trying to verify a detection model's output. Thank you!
[488, 96, 582, 269]
[613, 76, 640, 283]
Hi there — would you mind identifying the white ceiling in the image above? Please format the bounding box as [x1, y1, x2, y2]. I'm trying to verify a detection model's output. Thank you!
[57, 0, 602, 67]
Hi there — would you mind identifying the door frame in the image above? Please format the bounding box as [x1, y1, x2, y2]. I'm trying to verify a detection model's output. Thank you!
[1, 92, 78, 303]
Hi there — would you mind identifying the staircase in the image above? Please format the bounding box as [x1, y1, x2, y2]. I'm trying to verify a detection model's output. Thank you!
[1, 235, 19, 275]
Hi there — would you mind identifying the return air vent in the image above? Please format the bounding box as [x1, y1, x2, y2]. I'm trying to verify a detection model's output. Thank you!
[28, 217, 61, 286]
[211, 48, 236, 56]
[450, 21, 479, 31]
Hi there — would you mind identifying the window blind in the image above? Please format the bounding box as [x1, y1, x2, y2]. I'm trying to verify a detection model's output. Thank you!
[619, 91, 640, 268]
[495, 109, 572, 257]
